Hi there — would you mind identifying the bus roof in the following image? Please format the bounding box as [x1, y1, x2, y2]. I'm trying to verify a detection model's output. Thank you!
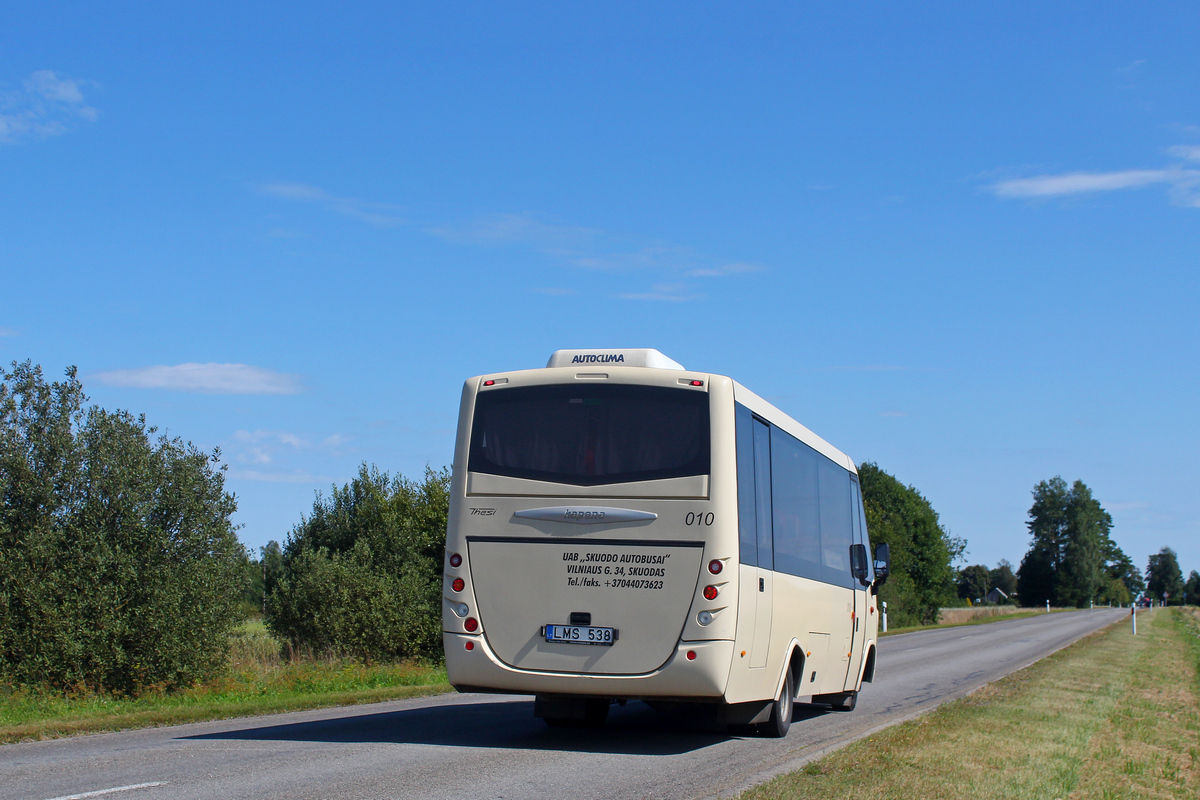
[546, 349, 686, 370]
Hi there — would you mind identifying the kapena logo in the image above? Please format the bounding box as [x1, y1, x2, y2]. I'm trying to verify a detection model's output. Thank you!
[564, 509, 605, 520]
[571, 354, 625, 364]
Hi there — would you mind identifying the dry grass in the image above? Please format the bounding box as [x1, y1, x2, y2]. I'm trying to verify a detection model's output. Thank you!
[742, 607, 1200, 800]
[937, 606, 1041, 625]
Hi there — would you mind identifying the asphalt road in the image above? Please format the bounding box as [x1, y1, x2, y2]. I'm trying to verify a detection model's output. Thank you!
[3, 608, 1127, 800]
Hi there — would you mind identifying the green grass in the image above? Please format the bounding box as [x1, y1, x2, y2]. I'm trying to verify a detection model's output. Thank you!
[742, 607, 1200, 800]
[0, 620, 451, 743]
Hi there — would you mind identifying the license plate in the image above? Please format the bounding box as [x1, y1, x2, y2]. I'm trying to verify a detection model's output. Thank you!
[544, 624, 617, 646]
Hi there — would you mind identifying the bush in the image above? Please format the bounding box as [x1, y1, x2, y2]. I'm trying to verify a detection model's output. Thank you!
[0, 362, 244, 694]
[265, 464, 449, 662]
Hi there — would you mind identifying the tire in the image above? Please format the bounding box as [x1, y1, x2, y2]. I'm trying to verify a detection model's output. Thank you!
[757, 667, 794, 738]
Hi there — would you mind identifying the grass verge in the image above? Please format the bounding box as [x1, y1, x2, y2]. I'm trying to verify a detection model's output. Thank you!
[0, 621, 451, 744]
[742, 607, 1200, 799]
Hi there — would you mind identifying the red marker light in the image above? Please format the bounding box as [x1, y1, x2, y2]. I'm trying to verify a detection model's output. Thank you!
[484, 380, 495, 386]
[686, 650, 697, 661]
[690, 380, 703, 387]
[708, 559, 723, 575]
[465, 641, 475, 651]
[704, 585, 719, 601]
[464, 617, 478, 632]
[452, 578, 465, 592]
[449, 553, 462, 568]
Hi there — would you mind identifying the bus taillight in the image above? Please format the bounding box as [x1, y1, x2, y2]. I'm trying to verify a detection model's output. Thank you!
[450, 553, 463, 568]
[465, 617, 479, 632]
[452, 578, 465, 592]
[708, 560, 723, 575]
[703, 585, 719, 600]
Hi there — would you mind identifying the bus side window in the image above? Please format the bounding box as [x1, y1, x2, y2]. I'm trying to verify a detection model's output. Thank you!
[735, 404, 757, 568]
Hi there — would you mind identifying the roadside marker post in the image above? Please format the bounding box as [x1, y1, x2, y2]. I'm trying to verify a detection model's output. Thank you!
[1132, 605, 1137, 636]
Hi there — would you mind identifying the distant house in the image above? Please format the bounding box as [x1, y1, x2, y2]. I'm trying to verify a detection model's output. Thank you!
[986, 587, 1009, 605]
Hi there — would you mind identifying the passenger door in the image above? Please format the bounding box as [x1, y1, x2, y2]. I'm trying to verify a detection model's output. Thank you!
[843, 475, 870, 690]
[749, 417, 773, 669]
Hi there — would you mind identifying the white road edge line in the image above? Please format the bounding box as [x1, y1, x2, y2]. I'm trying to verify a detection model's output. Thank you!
[42, 782, 168, 800]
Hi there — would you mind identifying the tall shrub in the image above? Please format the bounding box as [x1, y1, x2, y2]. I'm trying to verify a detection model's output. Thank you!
[0, 362, 244, 693]
[265, 464, 449, 661]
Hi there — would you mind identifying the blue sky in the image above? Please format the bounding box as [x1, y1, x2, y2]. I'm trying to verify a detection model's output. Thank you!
[4, 2, 1198, 584]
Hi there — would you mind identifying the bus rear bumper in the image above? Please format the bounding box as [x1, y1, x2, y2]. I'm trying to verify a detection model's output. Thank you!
[444, 633, 732, 700]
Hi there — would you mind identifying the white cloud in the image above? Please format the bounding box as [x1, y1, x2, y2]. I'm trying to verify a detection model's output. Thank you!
[619, 283, 702, 302]
[92, 363, 303, 395]
[992, 170, 1176, 198]
[991, 147, 1200, 208]
[0, 70, 99, 145]
[258, 182, 406, 227]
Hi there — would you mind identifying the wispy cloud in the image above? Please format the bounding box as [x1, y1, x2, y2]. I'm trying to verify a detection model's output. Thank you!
[1166, 145, 1200, 162]
[429, 213, 600, 247]
[92, 363, 304, 395]
[0, 70, 100, 145]
[258, 182, 407, 227]
[619, 283, 703, 303]
[225, 429, 350, 472]
[687, 262, 763, 277]
[991, 148, 1200, 208]
[259, 186, 765, 298]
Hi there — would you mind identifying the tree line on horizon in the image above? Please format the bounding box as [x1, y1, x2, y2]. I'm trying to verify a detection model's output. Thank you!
[955, 476, 1197, 610]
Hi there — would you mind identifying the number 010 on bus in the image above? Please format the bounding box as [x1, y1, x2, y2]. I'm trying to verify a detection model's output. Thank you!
[442, 349, 890, 736]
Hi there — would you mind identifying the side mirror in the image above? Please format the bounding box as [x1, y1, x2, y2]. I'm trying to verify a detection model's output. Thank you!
[872, 543, 890, 586]
[849, 544, 870, 587]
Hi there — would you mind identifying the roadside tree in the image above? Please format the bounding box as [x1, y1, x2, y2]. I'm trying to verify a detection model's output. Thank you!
[957, 565, 990, 602]
[0, 361, 244, 693]
[1017, 477, 1122, 607]
[1145, 547, 1184, 606]
[858, 462, 962, 626]
[1185, 570, 1200, 606]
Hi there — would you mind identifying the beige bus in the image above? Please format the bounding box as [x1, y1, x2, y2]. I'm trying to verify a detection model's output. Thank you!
[442, 349, 889, 736]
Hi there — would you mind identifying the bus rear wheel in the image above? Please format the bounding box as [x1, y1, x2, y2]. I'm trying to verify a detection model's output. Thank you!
[757, 668, 794, 738]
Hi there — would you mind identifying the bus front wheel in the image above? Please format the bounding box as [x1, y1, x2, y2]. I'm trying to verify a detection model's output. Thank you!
[757, 668, 794, 738]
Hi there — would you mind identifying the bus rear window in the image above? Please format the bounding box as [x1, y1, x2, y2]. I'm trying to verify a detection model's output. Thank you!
[468, 384, 710, 486]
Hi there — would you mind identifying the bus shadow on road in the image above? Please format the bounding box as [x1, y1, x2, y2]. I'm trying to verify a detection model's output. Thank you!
[181, 699, 829, 756]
